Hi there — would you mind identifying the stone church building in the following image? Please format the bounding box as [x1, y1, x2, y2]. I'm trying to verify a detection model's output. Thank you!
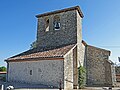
[5, 6, 116, 89]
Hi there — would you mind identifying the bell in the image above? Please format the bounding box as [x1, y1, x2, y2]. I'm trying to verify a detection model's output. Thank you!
[55, 22, 60, 29]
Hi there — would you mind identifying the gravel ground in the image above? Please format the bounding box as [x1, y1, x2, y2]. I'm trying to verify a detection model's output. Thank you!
[0, 81, 55, 90]
[1, 81, 120, 90]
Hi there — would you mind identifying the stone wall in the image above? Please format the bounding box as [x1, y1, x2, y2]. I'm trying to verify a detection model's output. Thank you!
[104, 60, 116, 86]
[76, 11, 84, 67]
[104, 60, 112, 85]
[115, 66, 120, 82]
[36, 10, 82, 48]
[78, 43, 86, 67]
[64, 47, 74, 89]
[111, 64, 116, 85]
[63, 45, 80, 89]
[86, 45, 111, 86]
[8, 60, 64, 88]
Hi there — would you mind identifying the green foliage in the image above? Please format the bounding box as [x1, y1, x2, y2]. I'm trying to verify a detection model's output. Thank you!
[78, 66, 86, 89]
[30, 41, 37, 49]
[0, 66, 6, 71]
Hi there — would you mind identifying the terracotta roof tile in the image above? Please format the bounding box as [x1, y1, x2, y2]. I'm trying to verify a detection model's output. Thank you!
[0, 72, 7, 74]
[6, 44, 76, 61]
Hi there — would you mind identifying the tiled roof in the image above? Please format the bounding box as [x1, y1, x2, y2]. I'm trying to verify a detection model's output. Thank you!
[36, 6, 84, 18]
[0, 72, 6, 74]
[6, 44, 76, 61]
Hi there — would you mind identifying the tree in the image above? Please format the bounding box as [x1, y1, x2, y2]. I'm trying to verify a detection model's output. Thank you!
[30, 41, 37, 49]
[0, 66, 7, 71]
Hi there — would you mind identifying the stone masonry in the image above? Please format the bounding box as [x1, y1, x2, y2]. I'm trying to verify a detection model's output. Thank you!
[8, 60, 64, 88]
[86, 45, 116, 86]
[36, 10, 78, 48]
[5, 6, 116, 89]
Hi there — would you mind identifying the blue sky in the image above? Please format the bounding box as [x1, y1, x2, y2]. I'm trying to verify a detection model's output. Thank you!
[0, 0, 120, 66]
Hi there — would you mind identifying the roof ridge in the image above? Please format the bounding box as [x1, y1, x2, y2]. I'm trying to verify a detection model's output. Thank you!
[36, 6, 84, 18]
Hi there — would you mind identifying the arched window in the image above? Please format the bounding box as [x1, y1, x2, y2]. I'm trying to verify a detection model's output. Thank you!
[30, 70, 32, 75]
[53, 15, 60, 30]
[45, 18, 49, 32]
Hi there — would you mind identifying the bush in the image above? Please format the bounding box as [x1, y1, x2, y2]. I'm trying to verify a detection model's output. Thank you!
[0, 66, 6, 71]
[30, 41, 37, 49]
[78, 66, 86, 89]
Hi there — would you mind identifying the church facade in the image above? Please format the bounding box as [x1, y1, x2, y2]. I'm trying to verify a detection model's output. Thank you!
[5, 6, 116, 89]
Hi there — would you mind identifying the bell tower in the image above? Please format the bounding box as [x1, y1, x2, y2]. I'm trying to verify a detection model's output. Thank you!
[36, 6, 83, 48]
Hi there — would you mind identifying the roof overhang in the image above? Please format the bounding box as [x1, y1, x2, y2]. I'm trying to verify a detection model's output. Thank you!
[5, 57, 64, 62]
[36, 6, 84, 18]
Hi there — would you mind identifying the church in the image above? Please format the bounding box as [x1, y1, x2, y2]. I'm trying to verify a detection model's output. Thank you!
[5, 6, 116, 89]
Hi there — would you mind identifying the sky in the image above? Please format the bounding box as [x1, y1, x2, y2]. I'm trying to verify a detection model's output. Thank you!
[0, 0, 120, 66]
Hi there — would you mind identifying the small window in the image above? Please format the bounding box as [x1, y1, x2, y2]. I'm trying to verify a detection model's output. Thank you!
[30, 70, 32, 75]
[45, 19, 49, 32]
